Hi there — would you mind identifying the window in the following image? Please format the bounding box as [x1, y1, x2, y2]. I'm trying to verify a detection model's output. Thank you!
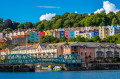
[85, 52, 87, 56]
[98, 46, 101, 50]
[90, 52, 92, 55]
[81, 52, 83, 56]
[83, 46, 86, 50]
[90, 48, 93, 50]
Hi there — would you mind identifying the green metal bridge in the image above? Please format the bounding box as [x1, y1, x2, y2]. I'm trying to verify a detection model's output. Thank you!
[6, 54, 82, 67]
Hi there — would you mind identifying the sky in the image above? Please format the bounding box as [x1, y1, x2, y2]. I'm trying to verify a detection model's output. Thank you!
[0, 0, 120, 23]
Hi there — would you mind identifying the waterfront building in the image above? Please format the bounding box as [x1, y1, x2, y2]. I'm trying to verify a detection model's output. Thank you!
[35, 32, 40, 42]
[11, 45, 37, 57]
[86, 27, 90, 31]
[37, 43, 64, 58]
[94, 31, 99, 36]
[99, 26, 109, 39]
[95, 43, 120, 62]
[30, 32, 35, 42]
[62, 42, 95, 63]
[65, 31, 69, 38]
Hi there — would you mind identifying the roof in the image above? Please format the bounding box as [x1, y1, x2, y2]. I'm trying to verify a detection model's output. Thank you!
[0, 39, 6, 43]
[11, 36, 18, 39]
[24, 32, 30, 35]
[18, 35, 24, 38]
[12, 45, 37, 51]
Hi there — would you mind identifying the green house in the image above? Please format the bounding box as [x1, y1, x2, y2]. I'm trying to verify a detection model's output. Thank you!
[30, 32, 35, 42]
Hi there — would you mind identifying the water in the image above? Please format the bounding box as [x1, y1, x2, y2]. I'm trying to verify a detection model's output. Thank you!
[0, 70, 120, 79]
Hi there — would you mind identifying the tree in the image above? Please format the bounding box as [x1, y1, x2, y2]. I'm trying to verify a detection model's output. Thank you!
[0, 18, 3, 24]
[63, 20, 71, 28]
[60, 36, 67, 42]
[53, 19, 63, 29]
[24, 22, 33, 29]
[39, 35, 60, 43]
[112, 17, 118, 26]
[12, 21, 20, 29]
[92, 36, 101, 42]
[3, 19, 13, 29]
[17, 24, 24, 29]
[2, 43, 7, 49]
[76, 36, 85, 42]
[37, 23, 44, 31]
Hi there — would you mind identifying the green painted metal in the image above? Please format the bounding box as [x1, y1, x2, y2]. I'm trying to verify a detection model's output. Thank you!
[6, 54, 81, 65]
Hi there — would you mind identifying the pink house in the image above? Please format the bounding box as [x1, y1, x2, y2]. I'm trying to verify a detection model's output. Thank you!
[62, 43, 95, 63]
[65, 31, 69, 38]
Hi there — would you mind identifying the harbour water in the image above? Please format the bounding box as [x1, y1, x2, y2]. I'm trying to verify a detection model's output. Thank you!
[0, 70, 120, 79]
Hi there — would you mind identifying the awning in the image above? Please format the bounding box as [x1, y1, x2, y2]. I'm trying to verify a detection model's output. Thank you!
[106, 51, 113, 53]
[96, 51, 104, 53]
[115, 51, 119, 54]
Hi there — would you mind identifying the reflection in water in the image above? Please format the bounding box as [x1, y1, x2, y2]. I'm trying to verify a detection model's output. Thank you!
[0, 70, 120, 79]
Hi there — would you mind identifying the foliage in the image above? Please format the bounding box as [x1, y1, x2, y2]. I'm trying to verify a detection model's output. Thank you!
[13, 43, 18, 46]
[39, 35, 60, 43]
[24, 22, 33, 29]
[2, 43, 7, 49]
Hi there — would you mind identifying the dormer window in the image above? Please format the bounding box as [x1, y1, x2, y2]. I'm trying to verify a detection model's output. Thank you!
[108, 47, 111, 50]
[83, 46, 86, 50]
[98, 46, 101, 50]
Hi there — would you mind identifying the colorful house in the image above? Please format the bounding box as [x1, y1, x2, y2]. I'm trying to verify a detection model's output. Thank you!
[40, 32, 45, 38]
[65, 31, 69, 38]
[45, 30, 51, 36]
[69, 31, 74, 38]
[30, 32, 35, 42]
[75, 31, 80, 37]
[94, 31, 99, 36]
[89, 32, 94, 39]
[99, 26, 109, 39]
[35, 32, 40, 42]
[59, 28, 64, 39]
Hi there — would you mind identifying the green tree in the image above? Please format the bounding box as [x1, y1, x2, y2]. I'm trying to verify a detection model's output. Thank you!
[17, 24, 24, 29]
[39, 35, 60, 43]
[112, 17, 118, 26]
[2, 43, 7, 49]
[37, 23, 45, 31]
[24, 22, 33, 29]
[60, 36, 67, 42]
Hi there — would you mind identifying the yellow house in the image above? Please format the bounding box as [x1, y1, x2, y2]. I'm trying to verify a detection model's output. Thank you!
[99, 26, 109, 39]
[45, 30, 51, 36]
[84, 32, 89, 38]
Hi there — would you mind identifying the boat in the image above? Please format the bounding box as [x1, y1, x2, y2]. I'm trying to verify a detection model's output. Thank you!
[53, 66, 62, 71]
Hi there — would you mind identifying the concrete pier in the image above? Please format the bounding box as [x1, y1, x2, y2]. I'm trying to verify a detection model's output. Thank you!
[0, 64, 35, 72]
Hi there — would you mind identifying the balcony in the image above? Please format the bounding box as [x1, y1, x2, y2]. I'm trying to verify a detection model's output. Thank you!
[96, 55, 104, 58]
[106, 55, 113, 58]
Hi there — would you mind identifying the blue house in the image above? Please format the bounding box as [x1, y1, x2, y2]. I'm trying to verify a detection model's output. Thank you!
[94, 31, 99, 36]
[60, 31, 65, 39]
[89, 32, 94, 39]
[69, 31, 74, 38]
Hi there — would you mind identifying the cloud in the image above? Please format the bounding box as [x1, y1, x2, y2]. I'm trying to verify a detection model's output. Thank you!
[94, 1, 119, 14]
[103, 1, 119, 14]
[74, 11, 78, 13]
[37, 6, 60, 8]
[94, 8, 104, 14]
[40, 13, 56, 21]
